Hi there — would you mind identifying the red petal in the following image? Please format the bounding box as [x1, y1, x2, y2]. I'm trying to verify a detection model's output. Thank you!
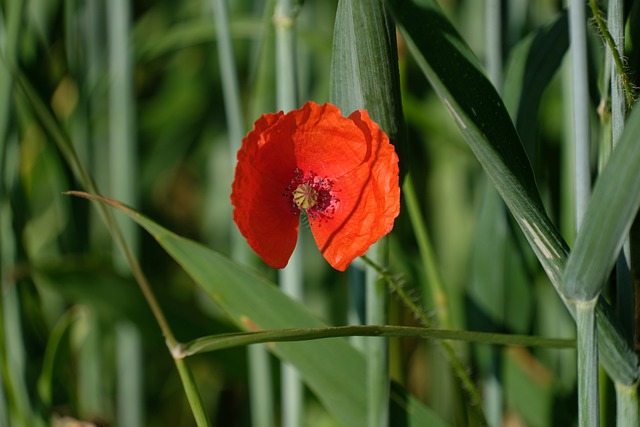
[231, 101, 400, 271]
[231, 111, 299, 268]
[288, 103, 400, 271]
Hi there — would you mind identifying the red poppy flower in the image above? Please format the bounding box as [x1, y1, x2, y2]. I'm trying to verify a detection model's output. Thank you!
[231, 101, 400, 271]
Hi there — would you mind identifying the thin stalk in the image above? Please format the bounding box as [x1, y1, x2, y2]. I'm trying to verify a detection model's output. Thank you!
[402, 175, 450, 327]
[589, 0, 634, 108]
[360, 255, 489, 426]
[275, 0, 298, 113]
[604, 1, 639, 420]
[177, 325, 575, 356]
[604, 0, 636, 347]
[278, 256, 304, 427]
[274, 1, 303, 426]
[483, 2, 504, 424]
[107, 0, 138, 265]
[174, 359, 212, 427]
[568, 0, 592, 229]
[247, 345, 274, 427]
[485, 0, 502, 90]
[604, 0, 636, 345]
[365, 243, 389, 427]
[576, 298, 600, 427]
[347, 266, 366, 350]
[106, 3, 143, 425]
[210, 1, 274, 425]
[211, 0, 245, 153]
[605, 0, 627, 146]
[116, 322, 143, 427]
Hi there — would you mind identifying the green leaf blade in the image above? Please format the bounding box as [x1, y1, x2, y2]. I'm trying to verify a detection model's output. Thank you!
[74, 193, 448, 427]
[564, 104, 640, 300]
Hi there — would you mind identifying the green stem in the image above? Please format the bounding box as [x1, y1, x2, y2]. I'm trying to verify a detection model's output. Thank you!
[569, 0, 592, 228]
[365, 243, 389, 427]
[116, 322, 143, 427]
[483, 1, 504, 424]
[107, 3, 144, 425]
[615, 381, 639, 427]
[576, 298, 600, 427]
[107, 0, 138, 267]
[174, 359, 212, 427]
[275, 0, 298, 112]
[589, 0, 634, 108]
[275, 1, 302, 426]
[402, 175, 450, 328]
[360, 255, 489, 426]
[485, 0, 502, 91]
[247, 345, 274, 427]
[178, 325, 575, 356]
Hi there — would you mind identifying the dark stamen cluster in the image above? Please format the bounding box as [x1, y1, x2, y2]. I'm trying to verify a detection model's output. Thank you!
[283, 168, 337, 221]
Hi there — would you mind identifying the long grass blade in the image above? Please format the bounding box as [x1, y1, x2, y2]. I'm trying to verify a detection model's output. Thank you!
[177, 325, 574, 356]
[563, 101, 640, 301]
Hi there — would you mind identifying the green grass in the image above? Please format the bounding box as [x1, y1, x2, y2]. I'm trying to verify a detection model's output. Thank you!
[1, 0, 639, 426]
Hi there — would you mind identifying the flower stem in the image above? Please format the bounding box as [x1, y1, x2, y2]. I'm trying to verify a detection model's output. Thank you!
[402, 174, 450, 328]
[359, 255, 489, 426]
[589, 0, 634, 108]
[365, 243, 389, 427]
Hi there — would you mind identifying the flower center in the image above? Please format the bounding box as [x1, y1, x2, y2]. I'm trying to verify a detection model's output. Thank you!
[284, 168, 338, 220]
[293, 183, 318, 210]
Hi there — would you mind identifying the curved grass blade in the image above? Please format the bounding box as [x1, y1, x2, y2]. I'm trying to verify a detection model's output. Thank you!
[564, 101, 640, 300]
[385, 0, 639, 384]
[178, 325, 574, 356]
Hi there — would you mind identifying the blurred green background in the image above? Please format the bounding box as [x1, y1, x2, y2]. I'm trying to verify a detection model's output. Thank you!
[3, 0, 633, 426]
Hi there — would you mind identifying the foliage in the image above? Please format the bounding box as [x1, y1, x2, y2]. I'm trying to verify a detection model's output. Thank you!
[1, 0, 638, 426]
